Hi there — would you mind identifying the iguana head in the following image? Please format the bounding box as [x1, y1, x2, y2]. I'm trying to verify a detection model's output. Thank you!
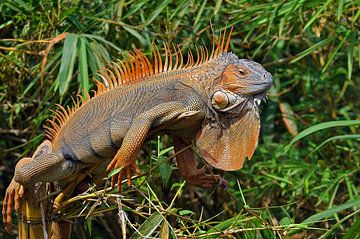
[196, 53, 272, 171]
[14, 140, 77, 187]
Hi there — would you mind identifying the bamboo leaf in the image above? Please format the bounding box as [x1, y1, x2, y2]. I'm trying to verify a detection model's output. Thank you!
[82, 34, 123, 53]
[285, 120, 360, 152]
[57, 33, 79, 98]
[290, 36, 336, 63]
[78, 37, 89, 98]
[206, 215, 246, 236]
[122, 26, 147, 46]
[86, 218, 92, 236]
[336, 0, 344, 21]
[347, 31, 355, 80]
[322, 31, 351, 73]
[303, 0, 334, 30]
[158, 146, 173, 157]
[129, 212, 163, 239]
[144, 0, 172, 26]
[302, 198, 360, 224]
[194, 0, 207, 26]
[343, 218, 360, 239]
[307, 134, 360, 158]
[158, 156, 173, 187]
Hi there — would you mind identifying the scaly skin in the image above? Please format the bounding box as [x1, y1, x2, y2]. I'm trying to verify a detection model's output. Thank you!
[3, 48, 272, 236]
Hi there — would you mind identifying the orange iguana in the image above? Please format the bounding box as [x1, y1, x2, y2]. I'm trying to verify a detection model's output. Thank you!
[2, 29, 272, 232]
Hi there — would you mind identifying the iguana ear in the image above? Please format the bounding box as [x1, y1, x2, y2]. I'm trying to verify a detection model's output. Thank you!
[196, 106, 260, 171]
[33, 140, 53, 160]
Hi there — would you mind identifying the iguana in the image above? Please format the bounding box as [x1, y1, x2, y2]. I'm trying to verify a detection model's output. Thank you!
[2, 29, 272, 232]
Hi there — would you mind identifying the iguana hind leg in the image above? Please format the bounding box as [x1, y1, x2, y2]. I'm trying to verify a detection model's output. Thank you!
[173, 137, 228, 188]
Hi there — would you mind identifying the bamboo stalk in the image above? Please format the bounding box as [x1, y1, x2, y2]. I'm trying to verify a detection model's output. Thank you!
[18, 184, 51, 239]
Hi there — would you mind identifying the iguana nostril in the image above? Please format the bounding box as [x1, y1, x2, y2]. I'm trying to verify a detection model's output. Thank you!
[263, 72, 273, 85]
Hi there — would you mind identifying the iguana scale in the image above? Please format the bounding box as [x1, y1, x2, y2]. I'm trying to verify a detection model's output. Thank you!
[3, 29, 272, 232]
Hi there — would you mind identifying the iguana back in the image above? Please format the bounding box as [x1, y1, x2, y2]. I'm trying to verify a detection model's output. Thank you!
[13, 29, 272, 191]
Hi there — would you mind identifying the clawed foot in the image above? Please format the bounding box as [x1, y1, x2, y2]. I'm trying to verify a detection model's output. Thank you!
[186, 166, 228, 188]
[108, 161, 141, 192]
[2, 179, 24, 233]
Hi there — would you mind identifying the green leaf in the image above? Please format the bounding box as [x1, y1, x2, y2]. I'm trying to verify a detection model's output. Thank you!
[194, 0, 207, 26]
[78, 37, 90, 98]
[82, 34, 123, 53]
[307, 134, 360, 158]
[343, 218, 360, 239]
[22, 50, 62, 98]
[336, 0, 344, 21]
[57, 33, 79, 98]
[88, 41, 106, 69]
[347, 31, 356, 80]
[107, 166, 124, 178]
[207, 215, 245, 235]
[262, 172, 294, 185]
[158, 146, 173, 157]
[0, 20, 12, 30]
[302, 198, 360, 225]
[179, 210, 194, 216]
[129, 212, 163, 239]
[322, 31, 351, 73]
[144, 0, 172, 26]
[303, 0, 334, 30]
[279, 217, 293, 226]
[86, 217, 92, 236]
[158, 156, 173, 187]
[10, 0, 31, 12]
[214, 0, 222, 15]
[290, 36, 336, 63]
[122, 26, 147, 46]
[285, 120, 360, 152]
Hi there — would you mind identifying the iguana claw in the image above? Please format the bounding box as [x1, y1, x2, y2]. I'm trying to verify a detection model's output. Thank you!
[2, 178, 24, 233]
[187, 166, 228, 188]
[110, 161, 140, 192]
[2, 156, 32, 233]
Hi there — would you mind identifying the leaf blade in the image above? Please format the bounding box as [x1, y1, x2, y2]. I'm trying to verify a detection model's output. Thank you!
[57, 33, 79, 98]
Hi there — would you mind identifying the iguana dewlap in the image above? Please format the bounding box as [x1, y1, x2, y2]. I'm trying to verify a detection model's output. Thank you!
[11, 31, 272, 191]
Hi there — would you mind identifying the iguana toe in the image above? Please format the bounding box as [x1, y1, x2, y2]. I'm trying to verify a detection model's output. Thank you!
[2, 178, 24, 233]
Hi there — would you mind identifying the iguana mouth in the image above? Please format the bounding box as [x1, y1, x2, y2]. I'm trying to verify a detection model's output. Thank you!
[253, 92, 268, 107]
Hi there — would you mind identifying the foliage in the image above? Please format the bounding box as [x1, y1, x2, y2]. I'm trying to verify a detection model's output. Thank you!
[0, 0, 359, 238]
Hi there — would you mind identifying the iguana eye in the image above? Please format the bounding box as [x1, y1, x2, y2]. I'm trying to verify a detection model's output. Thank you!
[238, 67, 248, 76]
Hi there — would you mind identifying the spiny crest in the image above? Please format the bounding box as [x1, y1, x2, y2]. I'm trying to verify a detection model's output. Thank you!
[96, 27, 233, 90]
[45, 28, 233, 141]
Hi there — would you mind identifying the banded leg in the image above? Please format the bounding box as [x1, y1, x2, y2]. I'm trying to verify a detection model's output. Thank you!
[3, 140, 53, 232]
[2, 157, 30, 232]
[174, 137, 227, 188]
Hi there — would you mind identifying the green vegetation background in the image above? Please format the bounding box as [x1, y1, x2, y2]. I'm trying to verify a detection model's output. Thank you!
[0, 0, 359, 238]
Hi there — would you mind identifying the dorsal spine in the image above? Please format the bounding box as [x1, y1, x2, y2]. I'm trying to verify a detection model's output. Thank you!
[45, 28, 233, 141]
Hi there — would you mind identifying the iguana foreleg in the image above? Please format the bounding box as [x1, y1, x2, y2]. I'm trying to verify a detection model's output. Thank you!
[2, 157, 29, 232]
[107, 102, 197, 191]
[3, 140, 54, 231]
